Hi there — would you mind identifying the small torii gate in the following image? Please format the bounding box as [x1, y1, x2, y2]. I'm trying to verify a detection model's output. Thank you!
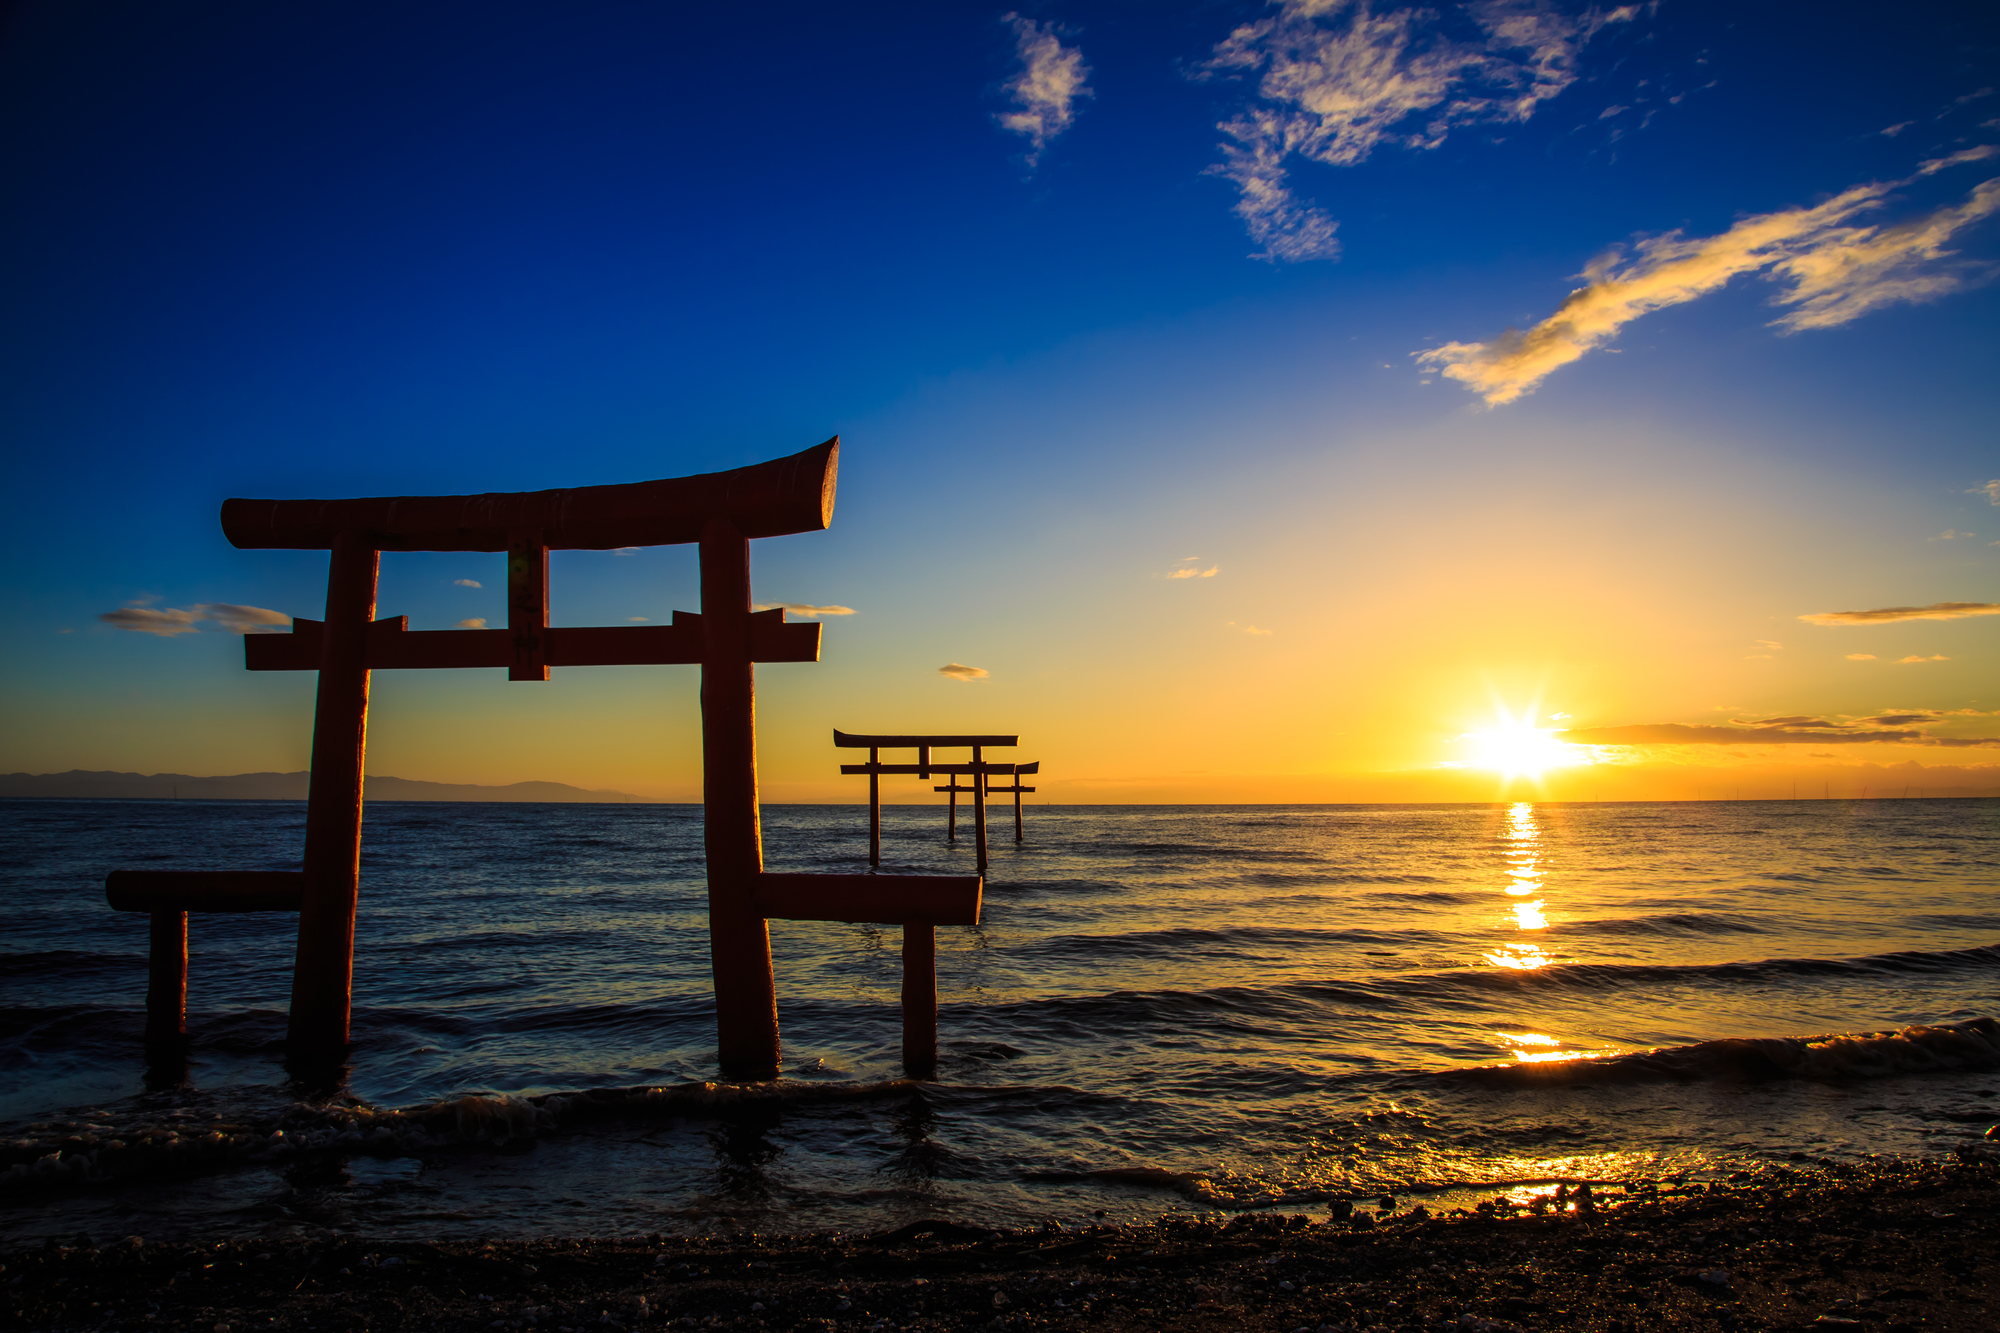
[103, 439, 978, 1078]
[834, 731, 1039, 872]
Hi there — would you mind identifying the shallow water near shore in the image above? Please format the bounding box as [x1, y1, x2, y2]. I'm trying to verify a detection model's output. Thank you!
[4, 797, 1998, 1244]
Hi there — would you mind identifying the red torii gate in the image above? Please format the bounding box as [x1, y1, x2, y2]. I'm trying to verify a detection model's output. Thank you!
[104, 439, 978, 1078]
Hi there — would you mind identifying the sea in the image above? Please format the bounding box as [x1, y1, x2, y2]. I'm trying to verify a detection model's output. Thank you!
[4, 797, 1998, 1247]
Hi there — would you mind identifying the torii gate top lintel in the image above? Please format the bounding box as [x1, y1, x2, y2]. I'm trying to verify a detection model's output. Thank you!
[219, 437, 838, 552]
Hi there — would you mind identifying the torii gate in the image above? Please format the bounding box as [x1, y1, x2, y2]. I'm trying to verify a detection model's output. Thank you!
[103, 439, 979, 1079]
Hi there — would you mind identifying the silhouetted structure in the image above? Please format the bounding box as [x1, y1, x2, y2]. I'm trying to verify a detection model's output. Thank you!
[834, 731, 1039, 871]
[104, 440, 978, 1079]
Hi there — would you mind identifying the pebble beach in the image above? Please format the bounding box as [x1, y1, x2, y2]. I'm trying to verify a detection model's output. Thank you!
[11, 1153, 1999, 1333]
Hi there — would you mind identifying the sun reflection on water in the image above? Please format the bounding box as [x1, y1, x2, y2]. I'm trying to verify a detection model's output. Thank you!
[1485, 802, 1552, 970]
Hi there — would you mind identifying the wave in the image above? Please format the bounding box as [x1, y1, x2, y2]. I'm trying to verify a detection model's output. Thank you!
[1434, 1016, 2000, 1089]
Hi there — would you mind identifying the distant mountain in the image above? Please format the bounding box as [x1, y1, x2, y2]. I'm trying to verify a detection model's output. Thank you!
[0, 770, 655, 803]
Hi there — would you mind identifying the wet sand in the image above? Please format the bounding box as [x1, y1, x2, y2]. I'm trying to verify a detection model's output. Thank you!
[8, 1155, 1997, 1332]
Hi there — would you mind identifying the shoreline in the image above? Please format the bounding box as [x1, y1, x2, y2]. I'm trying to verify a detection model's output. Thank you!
[10, 1155, 1997, 1332]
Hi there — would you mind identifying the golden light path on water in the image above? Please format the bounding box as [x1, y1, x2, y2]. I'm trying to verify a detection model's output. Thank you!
[1484, 802, 1622, 1068]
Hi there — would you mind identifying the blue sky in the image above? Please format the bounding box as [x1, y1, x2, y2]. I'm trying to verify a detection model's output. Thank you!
[3, 0, 1996, 800]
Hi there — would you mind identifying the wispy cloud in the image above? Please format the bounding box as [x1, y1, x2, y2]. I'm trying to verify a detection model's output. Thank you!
[754, 602, 857, 618]
[938, 662, 990, 682]
[99, 602, 291, 636]
[457, 618, 487, 630]
[453, 578, 482, 588]
[1933, 530, 1976, 540]
[1917, 144, 2000, 176]
[998, 13, 1090, 167]
[1200, 0, 1635, 262]
[99, 606, 201, 636]
[1166, 565, 1220, 579]
[1799, 601, 2000, 625]
[1417, 165, 2000, 403]
[1971, 480, 2000, 506]
[1226, 620, 1275, 635]
[1846, 653, 1877, 660]
[1897, 654, 1950, 664]
[1561, 722, 1925, 745]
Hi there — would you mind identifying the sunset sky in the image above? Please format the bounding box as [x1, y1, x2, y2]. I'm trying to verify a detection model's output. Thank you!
[2, 0, 1996, 802]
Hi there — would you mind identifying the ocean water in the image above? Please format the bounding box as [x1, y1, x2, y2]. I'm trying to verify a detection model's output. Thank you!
[4, 797, 1999, 1245]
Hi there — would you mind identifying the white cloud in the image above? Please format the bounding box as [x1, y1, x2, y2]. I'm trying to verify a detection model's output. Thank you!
[998, 13, 1091, 167]
[1971, 479, 2000, 506]
[1201, 0, 1634, 262]
[939, 662, 990, 682]
[1166, 565, 1220, 579]
[1880, 120, 1914, 137]
[99, 602, 291, 636]
[754, 602, 857, 618]
[457, 618, 488, 630]
[453, 578, 482, 588]
[1417, 168, 2000, 404]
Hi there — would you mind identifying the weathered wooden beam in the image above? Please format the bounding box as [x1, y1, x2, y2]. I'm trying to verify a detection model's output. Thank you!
[221, 438, 839, 552]
[753, 873, 981, 925]
[247, 609, 816, 671]
[840, 762, 1017, 776]
[106, 870, 306, 913]
[833, 730, 1017, 748]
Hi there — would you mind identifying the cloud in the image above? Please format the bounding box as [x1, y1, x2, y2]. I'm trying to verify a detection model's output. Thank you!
[453, 578, 482, 588]
[1846, 653, 1877, 660]
[1226, 620, 1275, 635]
[200, 603, 292, 634]
[1201, 0, 1634, 262]
[1166, 565, 1220, 579]
[938, 662, 989, 682]
[1752, 639, 1783, 649]
[99, 602, 291, 636]
[627, 616, 650, 622]
[1917, 144, 2000, 176]
[1560, 723, 1923, 745]
[1896, 654, 1950, 664]
[754, 602, 857, 617]
[1971, 479, 2000, 505]
[1880, 120, 1914, 137]
[99, 606, 201, 636]
[457, 618, 488, 630]
[998, 13, 1090, 166]
[1416, 169, 2000, 403]
[1933, 530, 1975, 540]
[1799, 601, 2000, 625]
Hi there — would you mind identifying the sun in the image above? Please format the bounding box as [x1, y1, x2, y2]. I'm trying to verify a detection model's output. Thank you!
[1454, 710, 1592, 779]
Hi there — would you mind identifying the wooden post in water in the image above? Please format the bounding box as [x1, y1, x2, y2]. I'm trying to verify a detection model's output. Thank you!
[972, 745, 988, 872]
[147, 910, 188, 1045]
[901, 922, 938, 1076]
[287, 532, 379, 1056]
[701, 516, 781, 1080]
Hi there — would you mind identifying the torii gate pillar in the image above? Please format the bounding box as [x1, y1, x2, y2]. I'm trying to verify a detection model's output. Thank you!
[700, 516, 780, 1076]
